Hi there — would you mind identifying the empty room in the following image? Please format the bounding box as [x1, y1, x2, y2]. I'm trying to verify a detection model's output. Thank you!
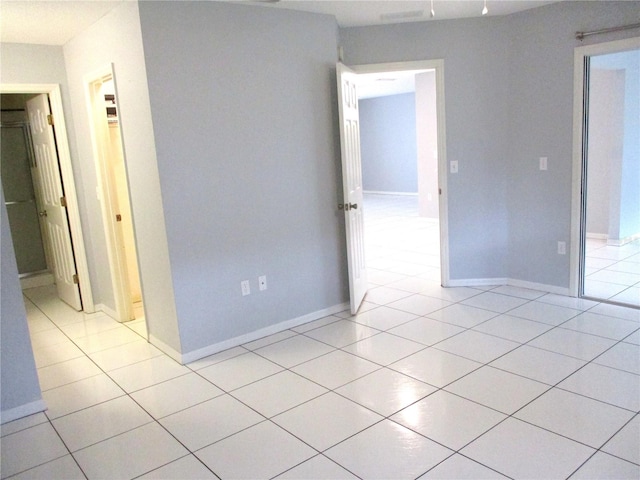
[1, 1, 639, 478]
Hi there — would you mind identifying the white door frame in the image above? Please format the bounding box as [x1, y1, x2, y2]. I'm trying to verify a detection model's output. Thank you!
[84, 64, 138, 322]
[0, 83, 95, 312]
[569, 36, 640, 297]
[349, 59, 450, 285]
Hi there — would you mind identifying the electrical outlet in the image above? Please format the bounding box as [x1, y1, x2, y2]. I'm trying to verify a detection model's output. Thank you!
[241, 280, 251, 296]
[258, 275, 267, 291]
[557, 241, 566, 255]
[539, 157, 548, 171]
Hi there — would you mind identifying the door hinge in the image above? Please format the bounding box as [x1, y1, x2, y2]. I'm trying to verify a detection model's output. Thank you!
[60, 196, 67, 207]
[47, 114, 54, 126]
[72, 274, 79, 284]
[439, 188, 442, 195]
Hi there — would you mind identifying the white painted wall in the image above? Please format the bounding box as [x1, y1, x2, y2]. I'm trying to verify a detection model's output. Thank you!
[586, 69, 625, 236]
[416, 71, 438, 219]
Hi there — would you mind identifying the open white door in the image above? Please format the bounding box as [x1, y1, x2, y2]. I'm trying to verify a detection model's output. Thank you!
[337, 63, 368, 314]
[26, 94, 82, 310]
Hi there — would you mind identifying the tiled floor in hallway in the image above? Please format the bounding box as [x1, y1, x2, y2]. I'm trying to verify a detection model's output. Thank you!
[1, 194, 639, 479]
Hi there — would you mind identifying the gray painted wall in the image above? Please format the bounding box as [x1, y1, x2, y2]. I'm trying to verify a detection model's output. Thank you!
[1, 185, 42, 422]
[360, 93, 418, 193]
[138, 1, 348, 354]
[341, 16, 511, 280]
[341, 1, 640, 287]
[0, 105, 48, 274]
[506, 1, 640, 287]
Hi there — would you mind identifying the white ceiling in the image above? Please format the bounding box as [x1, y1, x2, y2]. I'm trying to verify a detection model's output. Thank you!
[0, 1, 126, 45]
[0, 0, 559, 46]
[0, 0, 558, 98]
[358, 69, 432, 99]
[257, 0, 558, 27]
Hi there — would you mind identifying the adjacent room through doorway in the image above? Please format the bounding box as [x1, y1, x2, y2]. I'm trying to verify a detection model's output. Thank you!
[356, 68, 443, 301]
[580, 45, 640, 309]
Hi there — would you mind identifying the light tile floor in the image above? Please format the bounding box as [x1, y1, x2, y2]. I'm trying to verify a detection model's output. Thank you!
[585, 237, 640, 308]
[1, 194, 639, 479]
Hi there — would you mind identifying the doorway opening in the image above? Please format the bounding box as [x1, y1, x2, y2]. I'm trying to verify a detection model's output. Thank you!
[571, 37, 640, 309]
[356, 67, 442, 297]
[0, 87, 92, 311]
[1, 94, 51, 285]
[86, 68, 145, 323]
[354, 60, 448, 292]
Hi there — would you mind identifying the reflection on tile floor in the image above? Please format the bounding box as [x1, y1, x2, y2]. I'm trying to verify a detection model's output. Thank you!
[585, 237, 640, 308]
[1, 194, 639, 479]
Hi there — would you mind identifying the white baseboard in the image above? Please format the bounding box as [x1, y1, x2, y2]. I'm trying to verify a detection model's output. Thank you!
[180, 302, 349, 365]
[20, 273, 54, 290]
[607, 232, 640, 247]
[363, 191, 418, 196]
[446, 277, 569, 296]
[148, 334, 183, 364]
[586, 232, 608, 240]
[95, 303, 119, 321]
[507, 278, 570, 296]
[1, 399, 47, 425]
[588, 232, 640, 246]
[446, 278, 508, 288]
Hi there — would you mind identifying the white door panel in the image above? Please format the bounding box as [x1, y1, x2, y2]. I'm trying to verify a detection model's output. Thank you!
[27, 94, 82, 310]
[337, 63, 368, 314]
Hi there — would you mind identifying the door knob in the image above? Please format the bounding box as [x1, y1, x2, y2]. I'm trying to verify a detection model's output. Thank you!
[39, 210, 47, 217]
[339, 203, 358, 211]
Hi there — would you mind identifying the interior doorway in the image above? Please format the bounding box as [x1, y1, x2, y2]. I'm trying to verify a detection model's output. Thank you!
[353, 60, 448, 287]
[86, 69, 145, 323]
[571, 37, 640, 309]
[0, 94, 50, 283]
[0, 87, 93, 311]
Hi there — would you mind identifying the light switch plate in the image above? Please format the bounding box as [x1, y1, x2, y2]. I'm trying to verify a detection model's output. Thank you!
[540, 157, 548, 171]
[450, 161, 459, 174]
[557, 241, 566, 255]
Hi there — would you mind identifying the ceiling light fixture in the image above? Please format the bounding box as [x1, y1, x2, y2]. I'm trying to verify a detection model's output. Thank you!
[430, 0, 435, 18]
[482, 0, 488, 15]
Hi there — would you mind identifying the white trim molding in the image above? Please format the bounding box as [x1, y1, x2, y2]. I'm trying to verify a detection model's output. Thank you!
[447, 278, 508, 288]
[447, 278, 570, 296]
[179, 302, 349, 365]
[0, 400, 47, 425]
[19, 273, 54, 290]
